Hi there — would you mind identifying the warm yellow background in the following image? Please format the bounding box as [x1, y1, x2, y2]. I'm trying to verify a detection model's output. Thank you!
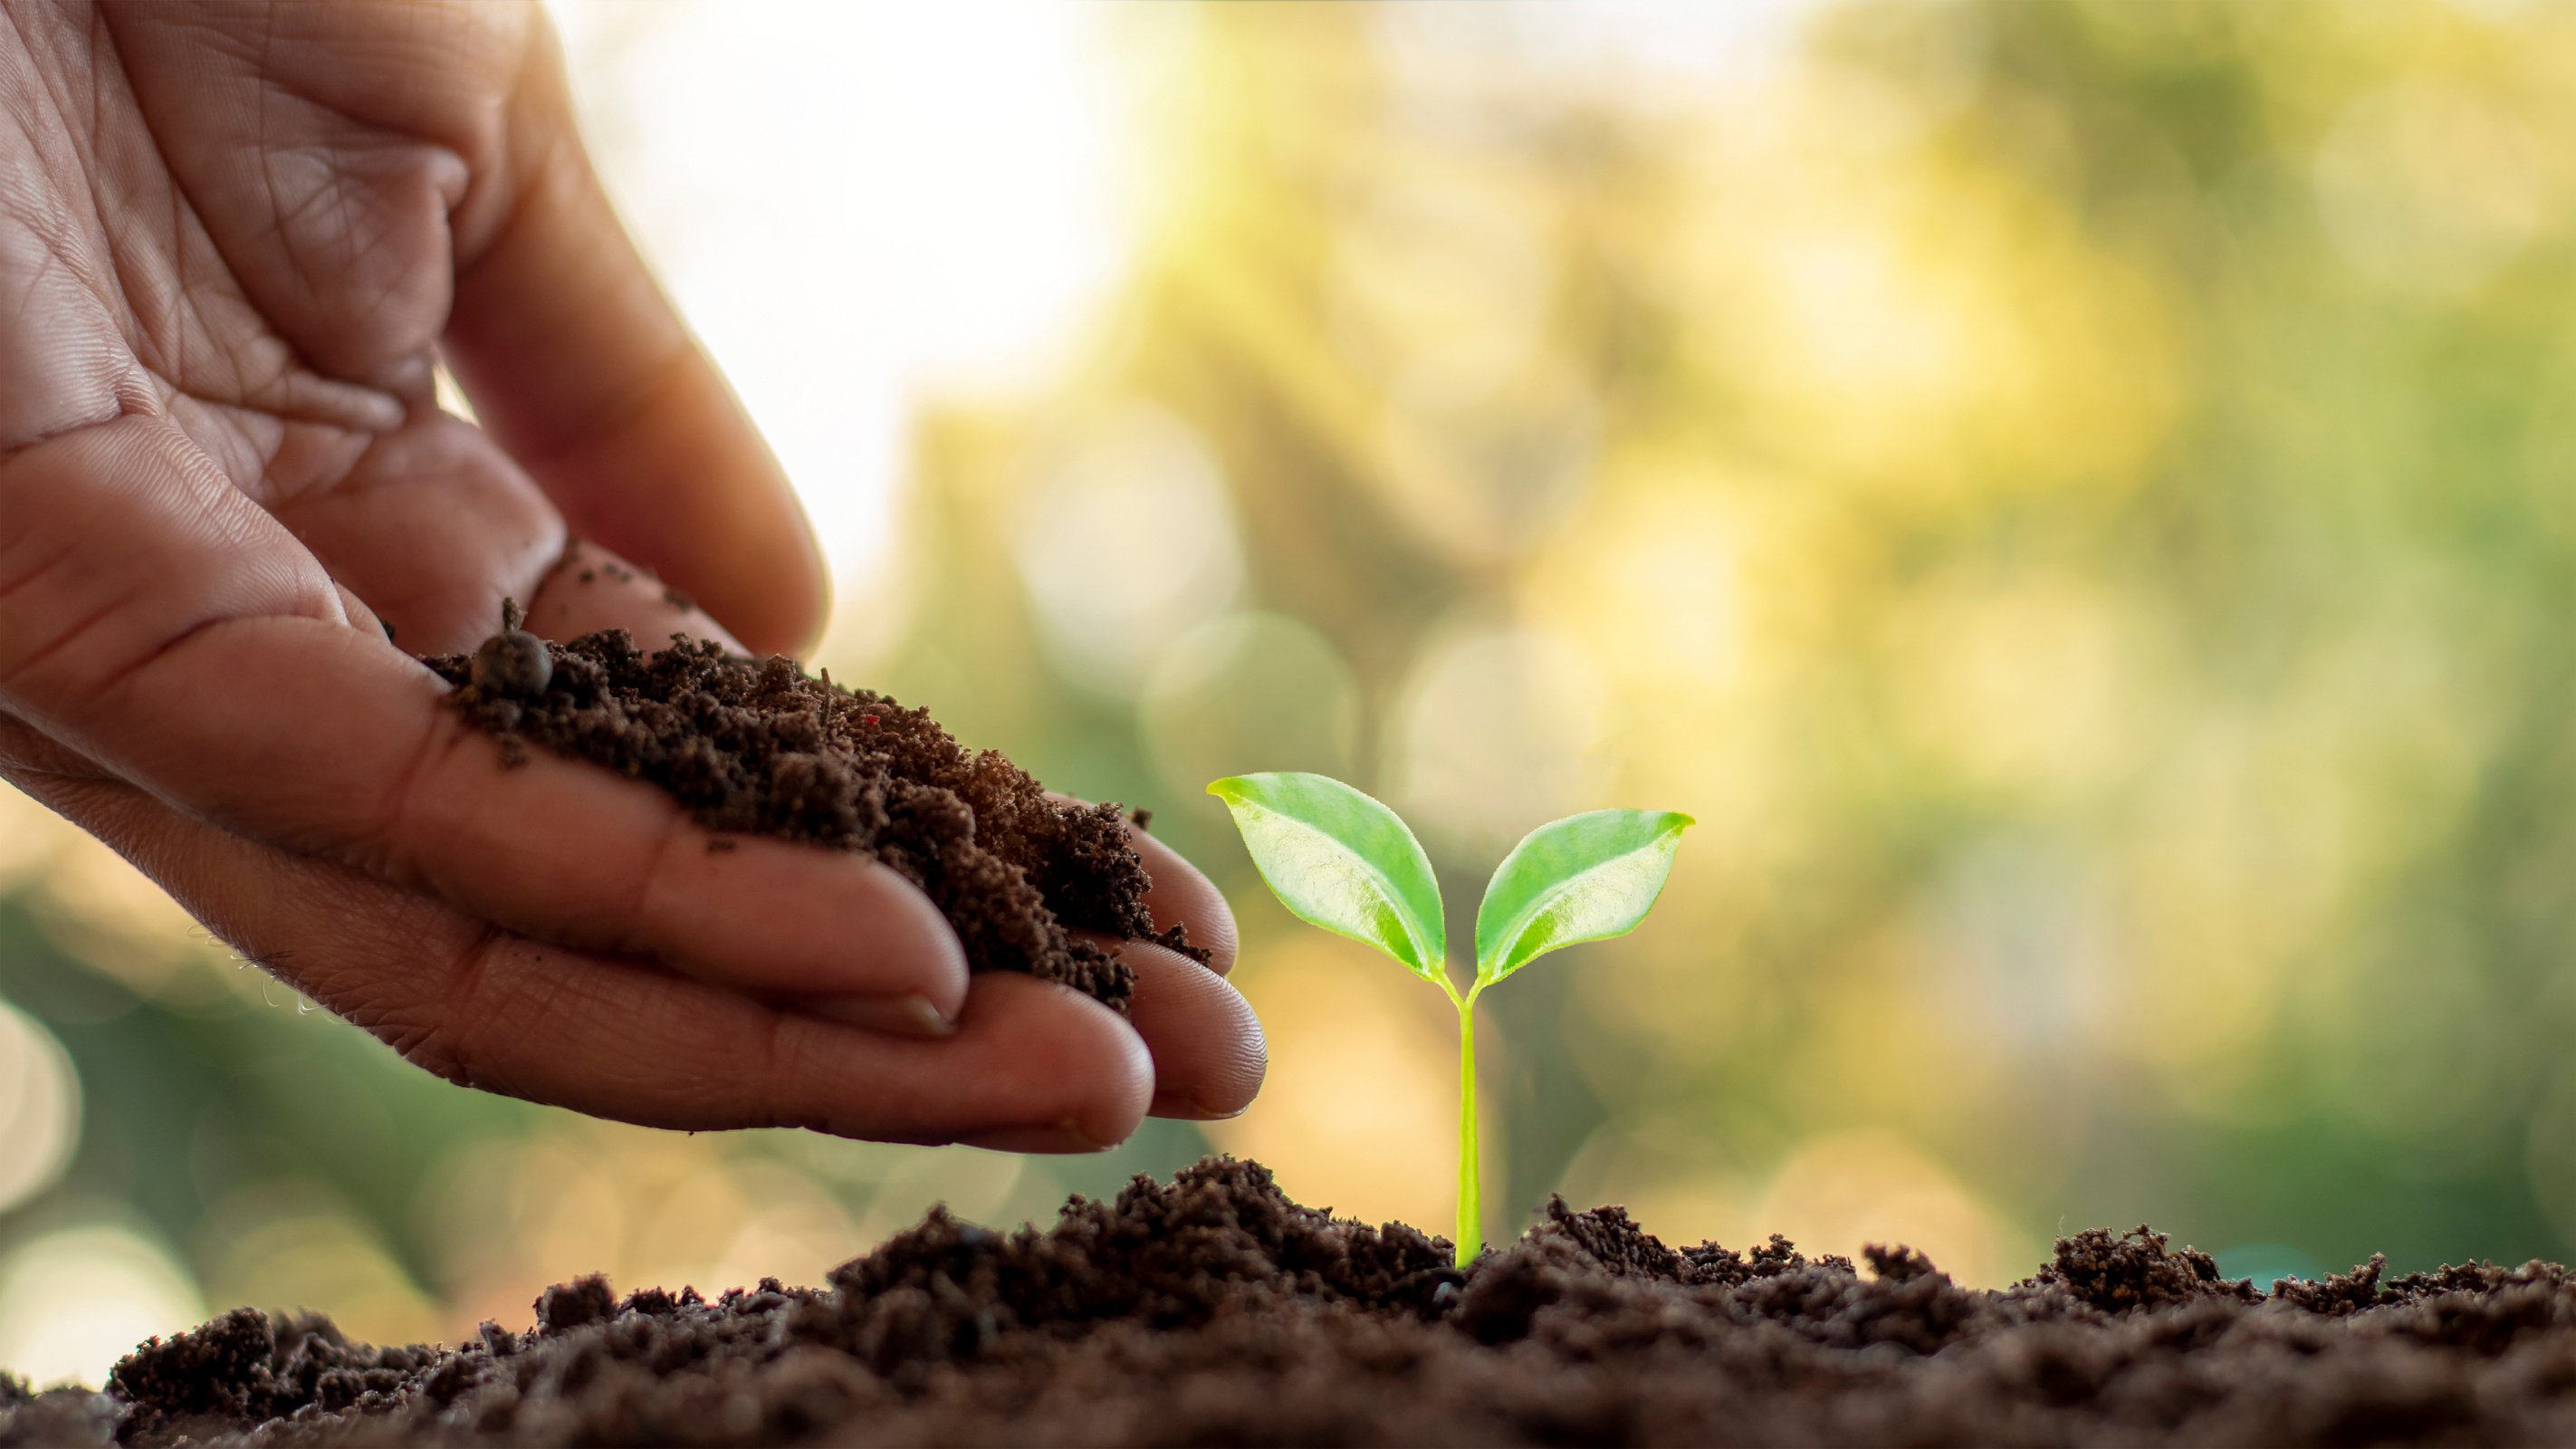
[6, 0, 2573, 1384]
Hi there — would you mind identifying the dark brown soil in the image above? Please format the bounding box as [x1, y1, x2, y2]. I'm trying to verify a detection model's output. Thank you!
[13, 1158, 2576, 1447]
[423, 623, 1201, 1011]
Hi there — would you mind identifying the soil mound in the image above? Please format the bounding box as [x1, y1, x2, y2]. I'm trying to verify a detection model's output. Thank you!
[425, 626, 1202, 1010]
[14, 1157, 2576, 1446]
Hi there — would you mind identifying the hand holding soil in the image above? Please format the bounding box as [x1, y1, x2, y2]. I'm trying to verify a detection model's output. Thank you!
[0, 1, 1259, 1150]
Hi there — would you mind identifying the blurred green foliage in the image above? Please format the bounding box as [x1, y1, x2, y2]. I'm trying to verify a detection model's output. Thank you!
[868, 0, 2576, 1279]
[9, 0, 2576, 1375]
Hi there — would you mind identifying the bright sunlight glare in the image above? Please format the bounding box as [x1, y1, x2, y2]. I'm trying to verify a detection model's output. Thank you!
[548, 0, 1136, 581]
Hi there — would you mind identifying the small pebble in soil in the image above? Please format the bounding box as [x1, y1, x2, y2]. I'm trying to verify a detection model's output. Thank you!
[465, 595, 551, 696]
[467, 624, 551, 699]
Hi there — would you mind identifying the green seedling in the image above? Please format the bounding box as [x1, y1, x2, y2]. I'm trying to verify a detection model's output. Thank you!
[1207, 772, 1691, 1266]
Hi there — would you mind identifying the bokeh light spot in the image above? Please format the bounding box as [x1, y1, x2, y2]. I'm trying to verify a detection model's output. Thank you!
[0, 1224, 202, 1388]
[1747, 1129, 2016, 1289]
[1920, 832, 2115, 1055]
[2313, 79, 2551, 294]
[0, 1001, 79, 1215]
[1014, 404, 1244, 695]
[201, 1185, 440, 1348]
[1139, 612, 1362, 799]
[28, 833, 203, 1002]
[1387, 619, 1606, 856]
[0, 786, 65, 893]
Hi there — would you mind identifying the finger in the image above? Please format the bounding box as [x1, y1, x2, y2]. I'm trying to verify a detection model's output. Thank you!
[522, 538, 743, 654]
[444, 14, 824, 657]
[0, 416, 958, 1017]
[333, 687, 969, 1019]
[265, 409, 567, 656]
[1076, 933, 1267, 1120]
[267, 408, 746, 657]
[10, 759, 1150, 1147]
[1128, 823, 1240, 974]
[1049, 792, 1240, 975]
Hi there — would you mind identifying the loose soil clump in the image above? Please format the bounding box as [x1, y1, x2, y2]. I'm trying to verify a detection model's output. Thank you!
[424, 625, 1202, 1011]
[14, 1157, 2576, 1446]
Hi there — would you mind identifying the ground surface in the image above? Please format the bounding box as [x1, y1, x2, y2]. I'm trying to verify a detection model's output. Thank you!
[428, 626, 1201, 1010]
[7, 1156, 2576, 1446]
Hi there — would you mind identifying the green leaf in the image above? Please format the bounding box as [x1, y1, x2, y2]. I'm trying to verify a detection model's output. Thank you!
[1473, 809, 1692, 985]
[1207, 772, 1447, 980]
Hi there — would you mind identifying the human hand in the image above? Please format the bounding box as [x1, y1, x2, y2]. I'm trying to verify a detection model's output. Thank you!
[0, 0, 1261, 1149]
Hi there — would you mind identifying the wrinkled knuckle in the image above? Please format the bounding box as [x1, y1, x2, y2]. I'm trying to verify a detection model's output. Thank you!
[366, 1004, 472, 1088]
[356, 716, 469, 882]
[753, 1019, 842, 1135]
[373, 924, 510, 1089]
[625, 815, 696, 954]
[755, 1012, 803, 1094]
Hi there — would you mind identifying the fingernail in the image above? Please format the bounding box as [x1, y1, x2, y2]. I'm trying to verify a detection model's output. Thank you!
[796, 993, 955, 1038]
[958, 1120, 1122, 1154]
[1150, 1093, 1248, 1122]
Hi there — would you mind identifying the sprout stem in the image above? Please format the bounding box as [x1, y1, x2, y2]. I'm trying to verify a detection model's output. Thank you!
[1454, 985, 1481, 1267]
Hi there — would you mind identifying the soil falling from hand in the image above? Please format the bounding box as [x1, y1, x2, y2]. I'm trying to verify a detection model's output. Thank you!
[16, 1158, 2576, 1447]
[423, 629, 1202, 1011]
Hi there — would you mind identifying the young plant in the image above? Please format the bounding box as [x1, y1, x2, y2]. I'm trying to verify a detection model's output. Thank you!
[1207, 772, 1691, 1265]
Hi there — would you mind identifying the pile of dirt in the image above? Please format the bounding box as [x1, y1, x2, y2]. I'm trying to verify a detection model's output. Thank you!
[13, 1157, 2576, 1446]
[424, 621, 1202, 1011]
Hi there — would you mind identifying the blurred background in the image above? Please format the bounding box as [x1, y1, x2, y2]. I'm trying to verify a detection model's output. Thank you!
[7, 0, 2576, 1382]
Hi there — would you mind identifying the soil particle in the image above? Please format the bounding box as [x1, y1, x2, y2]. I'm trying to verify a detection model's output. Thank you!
[2034, 1224, 2262, 1314]
[534, 1279, 616, 1335]
[423, 627, 1202, 1010]
[29, 1156, 2576, 1447]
